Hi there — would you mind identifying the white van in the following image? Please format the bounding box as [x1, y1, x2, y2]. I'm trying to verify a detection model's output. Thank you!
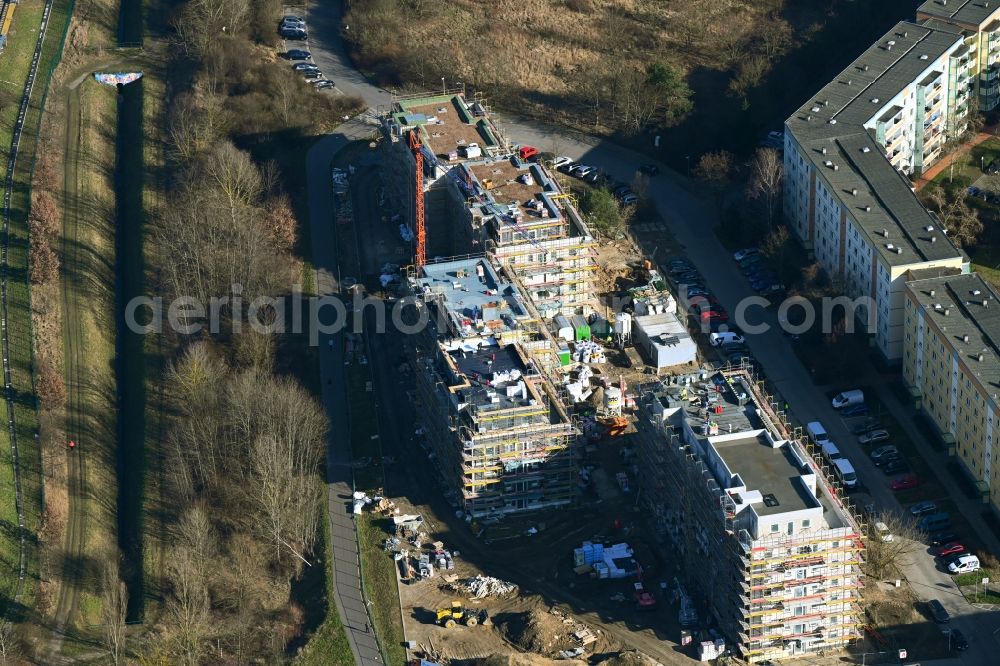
[948, 554, 980, 574]
[875, 521, 893, 542]
[832, 389, 865, 409]
[806, 421, 829, 444]
[710, 331, 745, 347]
[833, 458, 859, 489]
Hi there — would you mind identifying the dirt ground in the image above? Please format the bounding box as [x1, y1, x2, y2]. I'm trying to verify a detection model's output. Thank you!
[379, 423, 700, 666]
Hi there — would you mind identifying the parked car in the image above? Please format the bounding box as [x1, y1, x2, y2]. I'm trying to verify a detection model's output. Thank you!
[557, 161, 578, 174]
[859, 429, 890, 445]
[930, 531, 960, 546]
[285, 49, 312, 60]
[280, 27, 308, 39]
[621, 193, 639, 205]
[950, 628, 969, 651]
[927, 599, 950, 624]
[882, 459, 910, 475]
[841, 404, 870, 418]
[638, 164, 660, 176]
[281, 16, 305, 27]
[552, 156, 573, 169]
[710, 332, 745, 347]
[870, 444, 898, 463]
[733, 248, 759, 262]
[910, 501, 938, 517]
[685, 287, 710, 298]
[832, 389, 865, 409]
[302, 69, 323, 79]
[937, 542, 966, 557]
[890, 474, 919, 491]
[852, 418, 881, 434]
[584, 169, 606, 184]
[313, 80, 335, 90]
[948, 554, 981, 574]
[875, 521, 893, 542]
[293, 62, 319, 71]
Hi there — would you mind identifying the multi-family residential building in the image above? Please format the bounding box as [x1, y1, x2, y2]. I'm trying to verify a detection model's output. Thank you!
[902, 270, 1000, 509]
[918, 0, 1000, 111]
[383, 92, 598, 316]
[635, 369, 865, 663]
[408, 257, 579, 517]
[784, 21, 971, 362]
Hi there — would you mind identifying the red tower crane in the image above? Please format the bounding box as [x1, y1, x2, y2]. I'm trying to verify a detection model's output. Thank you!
[408, 130, 426, 268]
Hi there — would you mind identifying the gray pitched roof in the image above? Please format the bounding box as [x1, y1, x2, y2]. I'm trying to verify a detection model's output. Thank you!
[785, 21, 964, 267]
[918, 0, 1000, 27]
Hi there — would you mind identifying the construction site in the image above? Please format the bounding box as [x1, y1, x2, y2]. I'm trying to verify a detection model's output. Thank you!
[360, 90, 868, 665]
[634, 367, 867, 663]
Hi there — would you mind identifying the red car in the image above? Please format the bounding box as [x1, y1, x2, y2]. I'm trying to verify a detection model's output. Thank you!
[518, 145, 539, 161]
[937, 542, 966, 557]
[700, 310, 729, 322]
[890, 474, 919, 491]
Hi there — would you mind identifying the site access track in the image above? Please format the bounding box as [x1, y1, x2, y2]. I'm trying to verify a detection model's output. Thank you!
[307, 122, 385, 666]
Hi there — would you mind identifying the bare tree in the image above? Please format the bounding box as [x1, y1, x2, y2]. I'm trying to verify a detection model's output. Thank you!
[728, 56, 769, 110]
[0, 622, 19, 666]
[747, 147, 784, 229]
[864, 511, 924, 580]
[694, 150, 734, 207]
[166, 547, 211, 666]
[920, 184, 983, 247]
[101, 556, 129, 666]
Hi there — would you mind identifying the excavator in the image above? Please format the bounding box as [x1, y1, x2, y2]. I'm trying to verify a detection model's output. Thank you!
[435, 601, 490, 628]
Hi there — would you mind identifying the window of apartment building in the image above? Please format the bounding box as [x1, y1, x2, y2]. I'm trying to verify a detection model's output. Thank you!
[802, 519, 811, 529]
[794, 606, 806, 617]
[787, 522, 794, 535]
[771, 524, 779, 533]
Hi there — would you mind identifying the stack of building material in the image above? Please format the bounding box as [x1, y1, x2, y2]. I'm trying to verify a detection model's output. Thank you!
[417, 553, 434, 579]
[697, 639, 725, 662]
[435, 549, 455, 571]
[573, 541, 606, 567]
[572, 340, 606, 364]
[465, 575, 518, 598]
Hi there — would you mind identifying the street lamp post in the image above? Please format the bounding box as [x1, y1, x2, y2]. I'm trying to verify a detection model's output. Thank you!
[441, 77, 446, 94]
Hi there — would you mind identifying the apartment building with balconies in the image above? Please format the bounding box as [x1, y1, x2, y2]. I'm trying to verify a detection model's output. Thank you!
[407, 256, 579, 517]
[902, 270, 1000, 511]
[784, 21, 970, 363]
[635, 368, 865, 663]
[918, 0, 1000, 111]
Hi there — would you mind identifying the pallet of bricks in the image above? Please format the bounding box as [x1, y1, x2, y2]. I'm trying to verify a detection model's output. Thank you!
[332, 167, 352, 225]
[0, 0, 17, 52]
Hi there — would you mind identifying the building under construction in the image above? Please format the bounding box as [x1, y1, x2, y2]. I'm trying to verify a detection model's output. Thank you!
[634, 368, 865, 663]
[408, 256, 579, 517]
[381, 91, 597, 316]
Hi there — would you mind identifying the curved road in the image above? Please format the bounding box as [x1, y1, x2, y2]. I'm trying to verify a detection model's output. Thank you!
[305, 4, 1000, 664]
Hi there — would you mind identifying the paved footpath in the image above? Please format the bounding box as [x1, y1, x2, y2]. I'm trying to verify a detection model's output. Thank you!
[307, 121, 384, 666]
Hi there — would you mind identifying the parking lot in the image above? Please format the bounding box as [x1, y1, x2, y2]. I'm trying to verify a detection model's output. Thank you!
[278, 7, 343, 96]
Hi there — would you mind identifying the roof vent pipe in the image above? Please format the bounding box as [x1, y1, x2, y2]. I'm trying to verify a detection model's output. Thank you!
[931, 236, 937, 243]
[985, 300, 990, 307]
[964, 335, 970, 343]
[851, 188, 858, 196]
[930, 290, 936, 297]
[979, 353, 985, 362]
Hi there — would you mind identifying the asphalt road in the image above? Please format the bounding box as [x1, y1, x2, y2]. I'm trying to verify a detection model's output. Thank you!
[300, 4, 1000, 664]
[307, 123, 385, 666]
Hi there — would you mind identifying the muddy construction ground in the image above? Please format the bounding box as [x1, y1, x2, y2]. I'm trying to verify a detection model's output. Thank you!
[371, 427, 700, 666]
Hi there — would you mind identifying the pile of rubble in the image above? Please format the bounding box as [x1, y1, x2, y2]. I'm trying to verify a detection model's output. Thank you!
[465, 575, 518, 598]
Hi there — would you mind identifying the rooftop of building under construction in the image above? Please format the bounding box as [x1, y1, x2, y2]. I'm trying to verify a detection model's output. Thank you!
[715, 434, 817, 517]
[416, 257, 530, 337]
[394, 94, 499, 161]
[467, 159, 565, 230]
[445, 342, 551, 416]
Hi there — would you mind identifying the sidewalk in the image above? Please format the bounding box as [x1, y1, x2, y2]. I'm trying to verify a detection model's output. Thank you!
[914, 130, 994, 191]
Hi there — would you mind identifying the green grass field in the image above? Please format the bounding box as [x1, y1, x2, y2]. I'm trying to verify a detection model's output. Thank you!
[0, 0, 76, 615]
[357, 515, 405, 666]
[293, 516, 354, 666]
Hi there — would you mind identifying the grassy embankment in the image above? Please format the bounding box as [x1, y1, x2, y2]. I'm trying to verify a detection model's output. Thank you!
[0, 0, 76, 616]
